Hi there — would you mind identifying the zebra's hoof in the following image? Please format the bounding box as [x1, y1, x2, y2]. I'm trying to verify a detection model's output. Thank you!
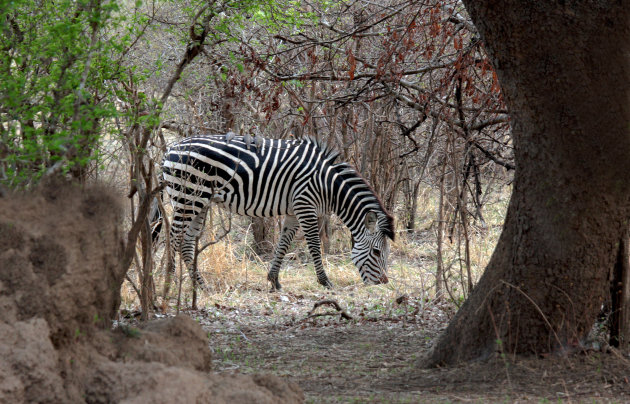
[268, 278, 282, 292]
[269, 283, 282, 293]
[319, 279, 334, 289]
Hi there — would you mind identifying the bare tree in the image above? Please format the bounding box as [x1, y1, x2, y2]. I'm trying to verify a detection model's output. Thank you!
[245, 0, 512, 294]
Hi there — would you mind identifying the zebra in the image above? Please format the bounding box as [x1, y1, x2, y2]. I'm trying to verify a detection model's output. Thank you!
[155, 134, 395, 291]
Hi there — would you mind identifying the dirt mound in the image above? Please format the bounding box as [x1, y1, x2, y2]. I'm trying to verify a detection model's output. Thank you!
[86, 362, 303, 404]
[0, 180, 303, 403]
[114, 315, 213, 371]
[0, 181, 123, 341]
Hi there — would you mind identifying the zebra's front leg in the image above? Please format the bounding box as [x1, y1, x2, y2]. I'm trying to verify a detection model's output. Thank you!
[268, 215, 299, 291]
[297, 212, 333, 289]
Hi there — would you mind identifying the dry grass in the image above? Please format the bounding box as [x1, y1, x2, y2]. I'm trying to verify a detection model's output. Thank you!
[121, 184, 510, 316]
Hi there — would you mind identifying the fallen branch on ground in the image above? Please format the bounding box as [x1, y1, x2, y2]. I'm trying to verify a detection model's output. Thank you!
[306, 299, 353, 320]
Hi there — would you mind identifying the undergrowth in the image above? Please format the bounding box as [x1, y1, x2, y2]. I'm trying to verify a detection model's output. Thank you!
[121, 185, 510, 314]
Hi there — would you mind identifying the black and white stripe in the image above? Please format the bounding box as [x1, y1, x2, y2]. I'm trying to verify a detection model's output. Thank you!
[159, 134, 395, 290]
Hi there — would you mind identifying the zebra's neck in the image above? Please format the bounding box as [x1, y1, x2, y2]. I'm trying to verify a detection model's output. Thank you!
[322, 162, 384, 237]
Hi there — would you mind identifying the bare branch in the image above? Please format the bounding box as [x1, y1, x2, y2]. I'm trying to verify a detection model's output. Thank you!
[307, 299, 353, 320]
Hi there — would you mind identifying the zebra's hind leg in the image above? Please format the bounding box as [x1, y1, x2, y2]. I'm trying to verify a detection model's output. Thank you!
[268, 215, 299, 291]
[162, 208, 184, 310]
[296, 211, 333, 289]
[163, 203, 208, 309]
[180, 205, 210, 290]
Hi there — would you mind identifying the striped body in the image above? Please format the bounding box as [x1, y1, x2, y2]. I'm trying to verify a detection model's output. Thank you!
[161, 134, 394, 289]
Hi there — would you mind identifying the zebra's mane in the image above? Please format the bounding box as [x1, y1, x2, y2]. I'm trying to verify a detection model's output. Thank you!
[304, 136, 341, 164]
[332, 163, 395, 240]
[330, 163, 395, 241]
[302, 138, 394, 239]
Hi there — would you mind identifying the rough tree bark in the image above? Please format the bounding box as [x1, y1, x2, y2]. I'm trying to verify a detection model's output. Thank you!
[427, 1, 630, 366]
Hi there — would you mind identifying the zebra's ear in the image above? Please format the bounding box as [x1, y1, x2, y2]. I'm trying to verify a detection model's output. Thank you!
[365, 211, 378, 234]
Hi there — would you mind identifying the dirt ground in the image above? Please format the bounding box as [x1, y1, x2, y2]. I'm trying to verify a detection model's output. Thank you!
[173, 287, 630, 403]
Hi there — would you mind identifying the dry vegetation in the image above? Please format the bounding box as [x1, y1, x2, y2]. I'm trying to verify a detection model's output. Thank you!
[117, 184, 630, 403]
[121, 182, 509, 311]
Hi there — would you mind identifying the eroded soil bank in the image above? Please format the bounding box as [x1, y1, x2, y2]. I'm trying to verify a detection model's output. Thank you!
[0, 182, 302, 404]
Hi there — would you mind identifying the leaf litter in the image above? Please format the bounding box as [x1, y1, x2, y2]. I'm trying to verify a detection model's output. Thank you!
[165, 278, 630, 403]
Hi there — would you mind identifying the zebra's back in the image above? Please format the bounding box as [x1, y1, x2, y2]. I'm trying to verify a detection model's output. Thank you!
[162, 135, 319, 217]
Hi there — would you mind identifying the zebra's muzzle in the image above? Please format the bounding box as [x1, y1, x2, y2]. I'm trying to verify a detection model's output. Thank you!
[363, 273, 389, 285]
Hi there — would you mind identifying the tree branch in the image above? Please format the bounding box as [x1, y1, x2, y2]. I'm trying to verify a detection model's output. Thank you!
[307, 299, 353, 320]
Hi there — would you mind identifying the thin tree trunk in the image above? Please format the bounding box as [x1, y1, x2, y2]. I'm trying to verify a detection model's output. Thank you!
[458, 178, 473, 295]
[610, 229, 630, 349]
[252, 217, 274, 257]
[139, 217, 154, 321]
[435, 158, 447, 298]
[406, 179, 421, 233]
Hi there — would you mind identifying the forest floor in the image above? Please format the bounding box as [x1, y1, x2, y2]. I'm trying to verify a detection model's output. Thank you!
[122, 203, 630, 403]
[155, 281, 630, 403]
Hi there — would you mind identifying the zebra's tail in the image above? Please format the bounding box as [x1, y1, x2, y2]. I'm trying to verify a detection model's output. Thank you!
[148, 181, 164, 249]
[149, 191, 163, 248]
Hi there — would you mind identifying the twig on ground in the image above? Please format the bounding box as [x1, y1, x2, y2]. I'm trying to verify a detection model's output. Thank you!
[608, 346, 630, 366]
[307, 299, 353, 320]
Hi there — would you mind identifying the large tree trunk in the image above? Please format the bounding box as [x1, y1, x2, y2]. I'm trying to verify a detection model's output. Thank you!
[427, 2, 630, 366]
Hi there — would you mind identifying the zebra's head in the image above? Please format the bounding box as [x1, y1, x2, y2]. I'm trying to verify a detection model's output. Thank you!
[351, 210, 395, 285]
